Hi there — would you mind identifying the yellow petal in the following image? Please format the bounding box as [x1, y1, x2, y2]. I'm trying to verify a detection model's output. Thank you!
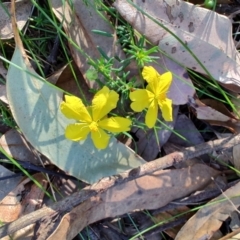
[92, 86, 119, 121]
[145, 99, 158, 128]
[159, 98, 173, 121]
[142, 66, 159, 94]
[61, 95, 92, 123]
[65, 123, 90, 141]
[142, 66, 160, 84]
[157, 71, 172, 94]
[99, 117, 132, 133]
[91, 128, 110, 149]
[130, 89, 153, 112]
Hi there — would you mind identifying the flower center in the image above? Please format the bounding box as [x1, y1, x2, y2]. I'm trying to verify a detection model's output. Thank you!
[156, 92, 166, 101]
[89, 121, 98, 132]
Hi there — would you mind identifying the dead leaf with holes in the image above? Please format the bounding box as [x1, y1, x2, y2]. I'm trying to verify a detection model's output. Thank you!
[0, 0, 32, 39]
[113, 0, 240, 92]
[46, 164, 219, 240]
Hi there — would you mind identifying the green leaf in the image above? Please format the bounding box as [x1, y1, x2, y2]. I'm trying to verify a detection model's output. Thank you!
[91, 30, 113, 37]
[7, 47, 145, 184]
[86, 67, 98, 81]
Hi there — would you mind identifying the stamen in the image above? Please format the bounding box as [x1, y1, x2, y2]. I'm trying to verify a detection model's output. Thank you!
[89, 121, 98, 132]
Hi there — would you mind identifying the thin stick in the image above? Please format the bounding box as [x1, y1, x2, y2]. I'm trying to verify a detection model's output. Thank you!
[0, 133, 240, 238]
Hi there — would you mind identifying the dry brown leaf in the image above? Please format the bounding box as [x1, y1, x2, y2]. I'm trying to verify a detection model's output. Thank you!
[55, 62, 92, 102]
[47, 62, 92, 101]
[175, 180, 240, 240]
[50, 0, 125, 89]
[153, 206, 191, 239]
[196, 106, 230, 121]
[0, 85, 8, 104]
[0, 129, 40, 165]
[113, 0, 240, 92]
[47, 164, 219, 240]
[201, 99, 238, 120]
[0, 177, 30, 223]
[46, 65, 68, 85]
[0, 59, 7, 80]
[168, 114, 204, 147]
[0, 0, 32, 39]
[1, 173, 47, 240]
[189, 98, 240, 132]
[0, 165, 22, 201]
[232, 144, 240, 175]
[9, 173, 47, 240]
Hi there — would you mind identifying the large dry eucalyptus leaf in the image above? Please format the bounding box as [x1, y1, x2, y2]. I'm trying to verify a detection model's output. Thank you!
[47, 164, 219, 240]
[50, 0, 125, 89]
[113, 0, 240, 91]
[0, 0, 32, 39]
[175, 180, 240, 240]
[6, 47, 145, 184]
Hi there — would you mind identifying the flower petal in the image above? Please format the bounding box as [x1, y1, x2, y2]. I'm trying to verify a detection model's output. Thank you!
[142, 66, 160, 84]
[92, 86, 119, 121]
[65, 123, 90, 141]
[159, 98, 173, 121]
[143, 67, 160, 96]
[99, 117, 131, 133]
[145, 99, 158, 128]
[130, 89, 153, 112]
[91, 128, 110, 149]
[61, 95, 92, 123]
[158, 71, 172, 94]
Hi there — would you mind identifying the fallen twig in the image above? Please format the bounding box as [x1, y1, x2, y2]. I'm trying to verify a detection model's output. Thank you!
[0, 133, 240, 238]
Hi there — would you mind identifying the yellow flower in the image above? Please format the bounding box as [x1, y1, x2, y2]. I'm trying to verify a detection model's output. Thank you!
[61, 86, 132, 149]
[130, 66, 173, 128]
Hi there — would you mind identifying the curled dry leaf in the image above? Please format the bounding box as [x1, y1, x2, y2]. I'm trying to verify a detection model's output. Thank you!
[0, 0, 32, 39]
[201, 99, 238, 120]
[175, 180, 240, 240]
[190, 98, 240, 133]
[113, 0, 240, 92]
[47, 164, 219, 240]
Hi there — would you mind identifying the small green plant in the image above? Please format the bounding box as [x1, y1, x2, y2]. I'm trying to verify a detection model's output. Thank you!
[124, 37, 159, 67]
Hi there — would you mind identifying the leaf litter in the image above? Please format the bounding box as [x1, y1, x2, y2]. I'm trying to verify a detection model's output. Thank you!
[1, 0, 240, 239]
